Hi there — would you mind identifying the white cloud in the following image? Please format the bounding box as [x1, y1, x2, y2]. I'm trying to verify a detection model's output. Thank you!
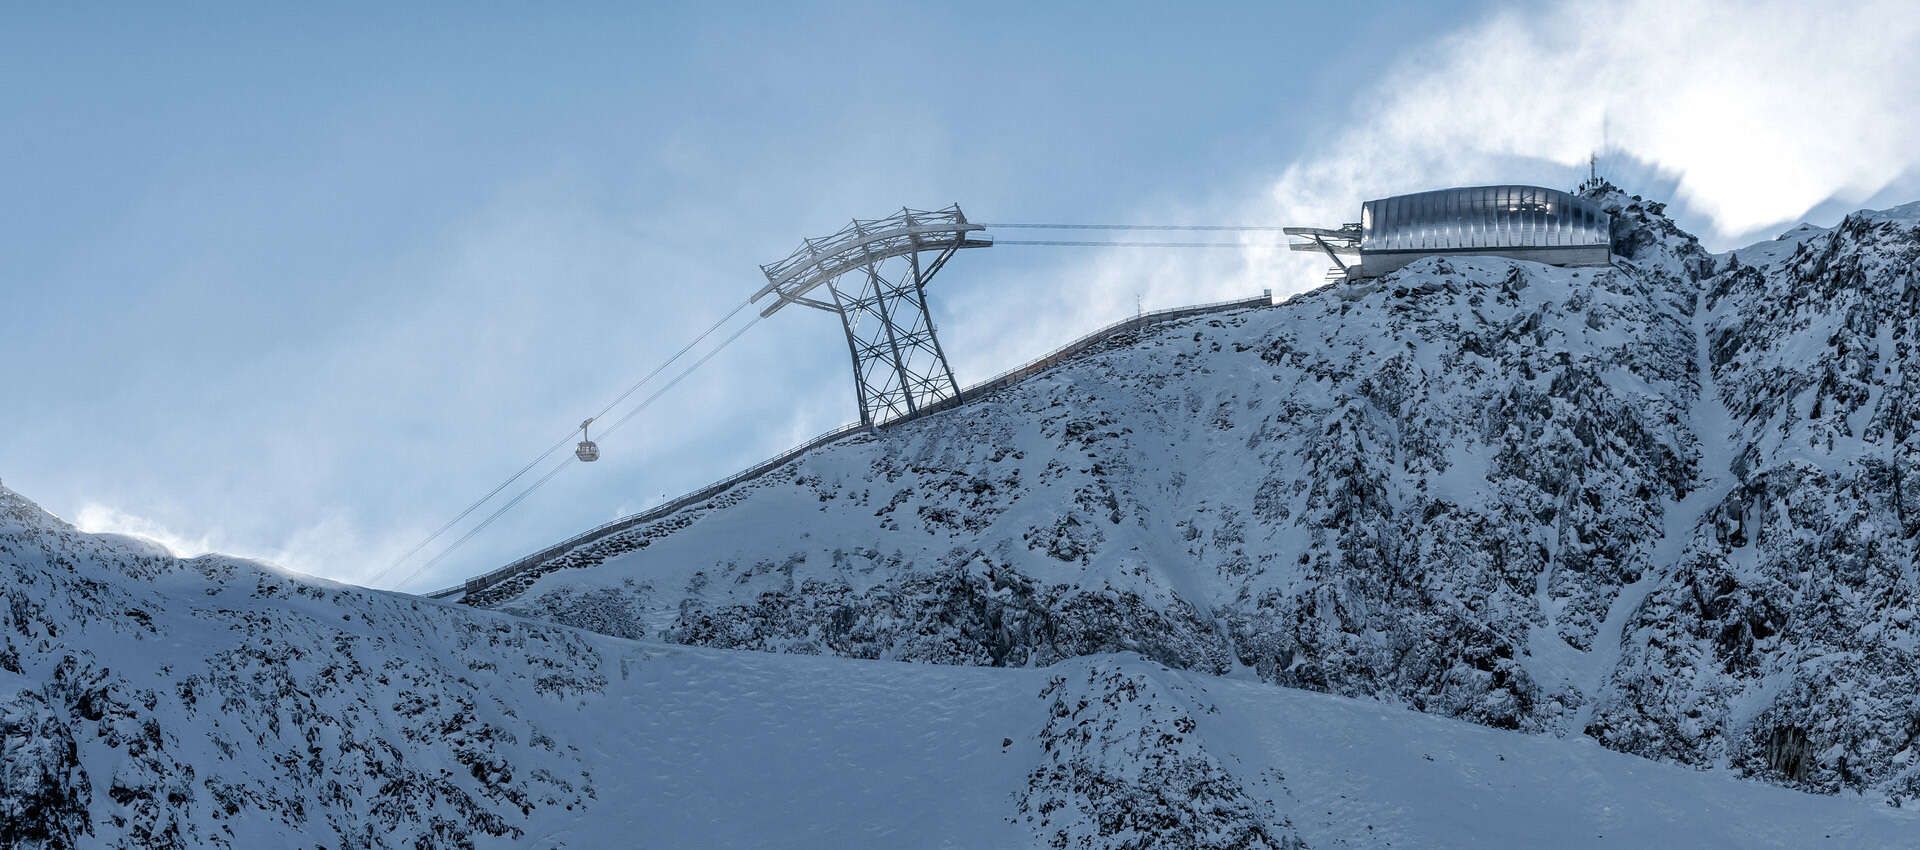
[950, 0, 1920, 395]
[72, 501, 404, 584]
[1266, 0, 1920, 250]
[74, 503, 221, 559]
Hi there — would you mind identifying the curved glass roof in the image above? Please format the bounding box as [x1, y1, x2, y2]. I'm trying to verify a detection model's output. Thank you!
[1360, 185, 1609, 253]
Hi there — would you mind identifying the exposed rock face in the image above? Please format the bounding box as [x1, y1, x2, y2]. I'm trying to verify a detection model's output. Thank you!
[1588, 202, 1920, 797]
[0, 688, 91, 849]
[1018, 662, 1302, 850]
[474, 189, 1920, 798]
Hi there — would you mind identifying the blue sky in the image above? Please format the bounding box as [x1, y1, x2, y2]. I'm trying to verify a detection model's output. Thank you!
[5, 1, 1918, 590]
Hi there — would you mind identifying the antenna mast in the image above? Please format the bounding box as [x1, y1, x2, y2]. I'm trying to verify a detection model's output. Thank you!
[1579, 151, 1607, 194]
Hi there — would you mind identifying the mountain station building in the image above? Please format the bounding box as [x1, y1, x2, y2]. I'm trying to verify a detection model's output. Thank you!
[1288, 185, 1613, 280]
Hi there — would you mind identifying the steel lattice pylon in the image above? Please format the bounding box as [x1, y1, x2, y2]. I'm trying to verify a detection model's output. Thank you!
[753, 205, 991, 428]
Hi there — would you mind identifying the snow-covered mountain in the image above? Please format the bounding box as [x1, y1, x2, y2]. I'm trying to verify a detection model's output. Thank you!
[3, 483, 1915, 848]
[12, 184, 1920, 847]
[462, 186, 1920, 801]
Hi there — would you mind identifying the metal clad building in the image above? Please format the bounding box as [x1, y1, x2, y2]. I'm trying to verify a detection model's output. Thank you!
[1356, 185, 1611, 277]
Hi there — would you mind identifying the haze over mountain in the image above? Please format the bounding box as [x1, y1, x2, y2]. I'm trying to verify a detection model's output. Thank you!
[15, 1, 1918, 594]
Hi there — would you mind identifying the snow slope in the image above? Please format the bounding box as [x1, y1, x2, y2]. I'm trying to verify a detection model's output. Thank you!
[3, 483, 1913, 848]
[577, 646, 1920, 850]
[467, 187, 1920, 800]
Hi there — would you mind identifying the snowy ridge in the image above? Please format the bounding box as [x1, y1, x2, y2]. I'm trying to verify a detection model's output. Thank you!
[0, 485, 610, 848]
[471, 187, 1920, 800]
[3, 482, 1915, 847]
[428, 293, 1274, 601]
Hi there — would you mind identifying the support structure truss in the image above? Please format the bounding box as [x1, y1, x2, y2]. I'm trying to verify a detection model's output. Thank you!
[1284, 225, 1362, 281]
[753, 205, 992, 428]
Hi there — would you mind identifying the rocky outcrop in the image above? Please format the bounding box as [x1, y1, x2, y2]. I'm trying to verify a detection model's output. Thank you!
[1589, 202, 1920, 797]
[0, 487, 603, 848]
[1018, 661, 1302, 849]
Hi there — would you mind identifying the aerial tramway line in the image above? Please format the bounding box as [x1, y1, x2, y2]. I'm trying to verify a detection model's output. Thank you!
[371, 205, 1297, 592]
[382, 174, 1622, 593]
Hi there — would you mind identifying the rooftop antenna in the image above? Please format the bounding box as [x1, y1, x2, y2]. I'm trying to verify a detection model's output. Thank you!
[1579, 113, 1611, 194]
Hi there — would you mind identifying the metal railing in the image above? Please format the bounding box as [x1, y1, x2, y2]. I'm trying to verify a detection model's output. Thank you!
[423, 290, 1274, 600]
[908, 292, 1275, 420]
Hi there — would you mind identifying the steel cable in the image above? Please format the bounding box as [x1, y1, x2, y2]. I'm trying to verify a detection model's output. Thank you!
[373, 298, 754, 589]
[389, 312, 768, 591]
[992, 239, 1289, 248]
[979, 222, 1291, 231]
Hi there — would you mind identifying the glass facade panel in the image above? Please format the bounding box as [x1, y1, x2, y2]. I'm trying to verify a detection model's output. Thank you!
[1360, 185, 1609, 254]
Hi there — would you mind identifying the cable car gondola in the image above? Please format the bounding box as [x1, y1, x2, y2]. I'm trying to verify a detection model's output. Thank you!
[575, 418, 600, 462]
